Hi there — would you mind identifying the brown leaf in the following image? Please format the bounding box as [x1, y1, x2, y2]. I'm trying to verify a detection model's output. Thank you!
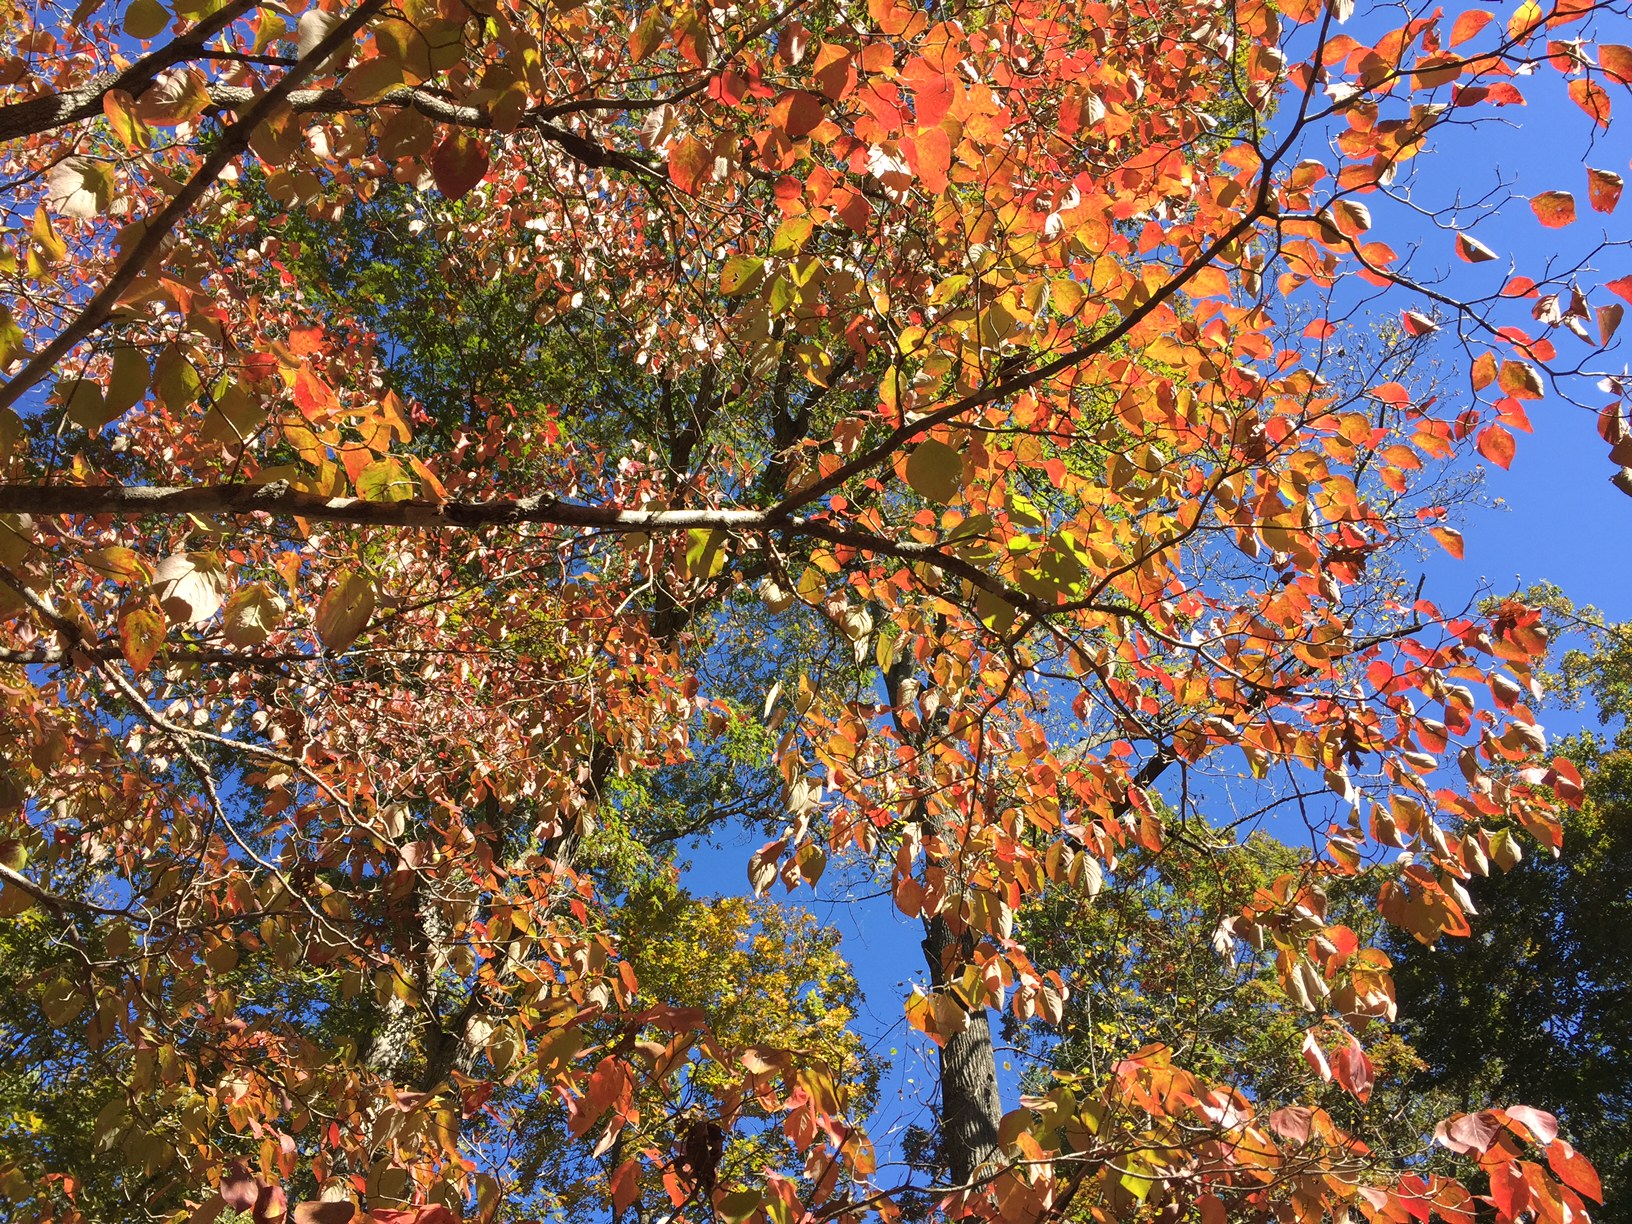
[1455, 232, 1498, 262]
[291, 1204, 356, 1224]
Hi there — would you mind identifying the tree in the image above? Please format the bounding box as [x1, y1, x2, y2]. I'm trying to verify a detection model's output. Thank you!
[1384, 595, 1632, 1208]
[0, 0, 1627, 1220]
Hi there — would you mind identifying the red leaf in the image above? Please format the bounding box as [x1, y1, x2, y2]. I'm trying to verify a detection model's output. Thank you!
[430, 132, 489, 200]
[1609, 275, 1632, 305]
[1301, 1030, 1332, 1081]
[1530, 190, 1576, 228]
[1548, 1139, 1603, 1202]
[1477, 422, 1516, 468]
[1332, 1033, 1373, 1102]
[1569, 77, 1612, 126]
[1588, 167, 1624, 213]
[221, 1164, 259, 1213]
[252, 1183, 287, 1224]
[1601, 43, 1632, 83]
[1268, 1106, 1313, 1143]
[609, 1158, 640, 1213]
[1435, 1110, 1501, 1154]
[1449, 9, 1492, 45]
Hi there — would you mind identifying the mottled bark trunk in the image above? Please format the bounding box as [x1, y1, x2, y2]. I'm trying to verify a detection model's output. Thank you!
[923, 912, 1003, 1188]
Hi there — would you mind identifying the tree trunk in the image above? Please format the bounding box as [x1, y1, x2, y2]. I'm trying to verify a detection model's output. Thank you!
[922, 912, 1003, 1188]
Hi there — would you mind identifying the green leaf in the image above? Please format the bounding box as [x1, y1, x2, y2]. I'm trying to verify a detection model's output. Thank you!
[771, 216, 813, 255]
[905, 439, 963, 504]
[720, 1190, 762, 1223]
[720, 255, 765, 296]
[200, 381, 267, 443]
[685, 529, 729, 579]
[976, 588, 1017, 635]
[356, 456, 417, 502]
[62, 377, 109, 431]
[1007, 492, 1045, 528]
[41, 976, 84, 1026]
[105, 346, 149, 420]
[0, 305, 23, 368]
[154, 343, 200, 412]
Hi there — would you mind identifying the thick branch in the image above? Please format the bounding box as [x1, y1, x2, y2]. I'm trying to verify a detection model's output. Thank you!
[0, 479, 767, 528]
[0, 1, 256, 144]
[208, 84, 666, 181]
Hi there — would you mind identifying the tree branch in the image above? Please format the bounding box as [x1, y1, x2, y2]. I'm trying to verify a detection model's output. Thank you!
[0, 0, 391, 417]
[0, 0, 256, 144]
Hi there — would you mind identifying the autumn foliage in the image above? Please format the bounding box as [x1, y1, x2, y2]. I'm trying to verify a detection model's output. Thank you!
[0, 0, 1628, 1219]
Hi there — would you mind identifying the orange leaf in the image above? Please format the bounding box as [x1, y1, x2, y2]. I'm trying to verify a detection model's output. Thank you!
[1449, 9, 1492, 45]
[1547, 1140, 1602, 1203]
[1568, 77, 1611, 126]
[1477, 422, 1516, 468]
[609, 1158, 640, 1213]
[770, 90, 825, 138]
[1600, 43, 1632, 83]
[119, 603, 165, 670]
[1530, 190, 1575, 228]
[1430, 526, 1465, 558]
[668, 135, 714, 195]
[1587, 167, 1623, 213]
[909, 125, 952, 194]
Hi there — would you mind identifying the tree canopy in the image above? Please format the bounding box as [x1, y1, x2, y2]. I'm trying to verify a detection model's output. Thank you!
[1, 0, 1630, 1221]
